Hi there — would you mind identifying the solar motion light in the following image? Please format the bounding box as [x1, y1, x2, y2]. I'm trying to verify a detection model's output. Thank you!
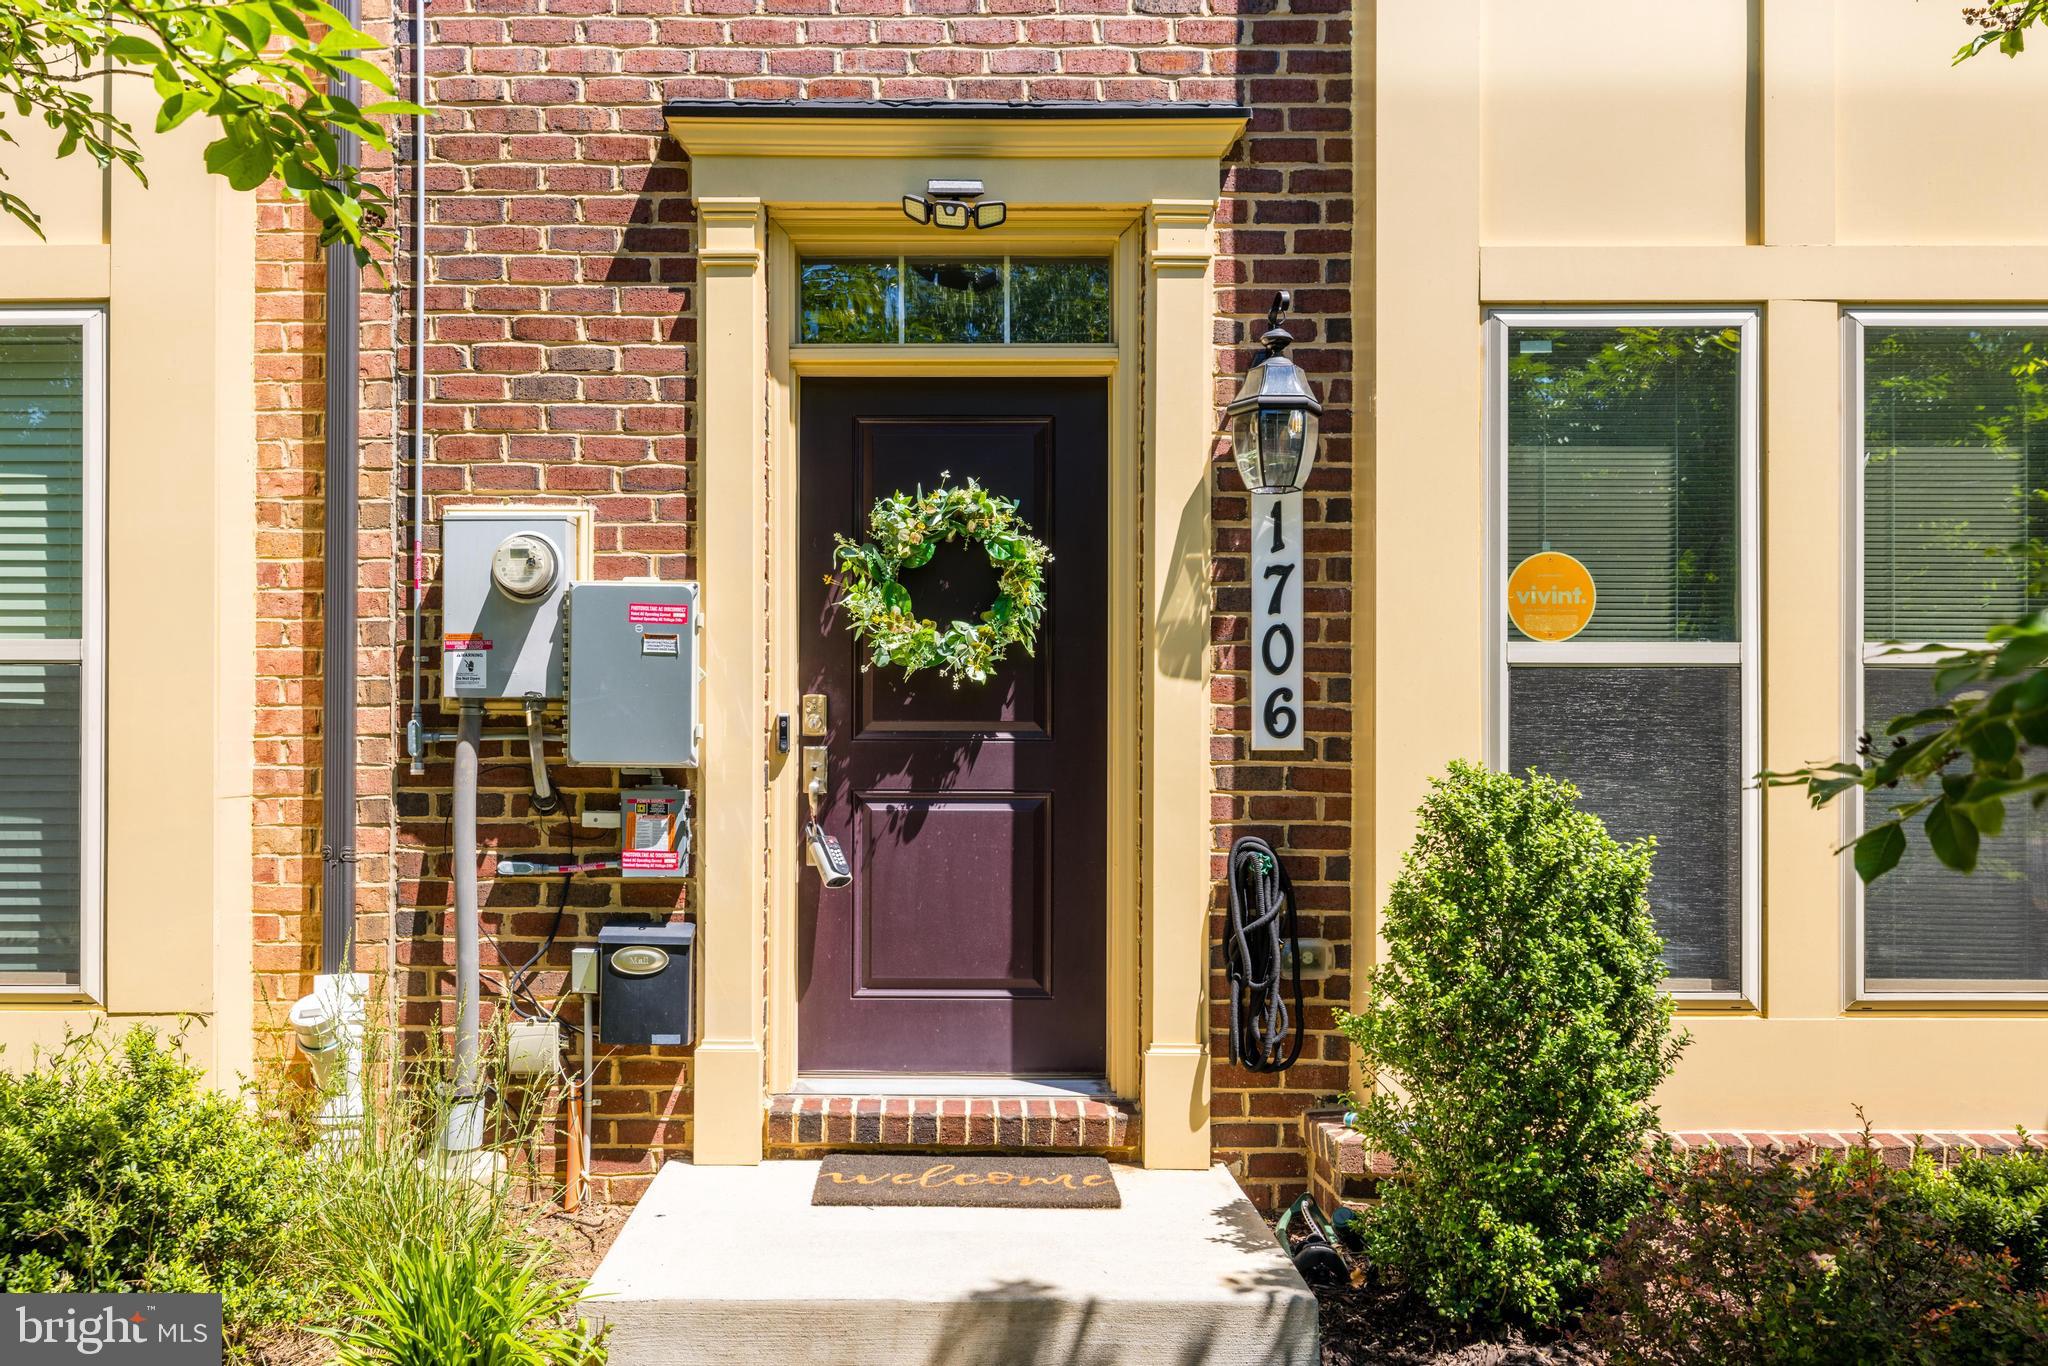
[902, 178, 1007, 231]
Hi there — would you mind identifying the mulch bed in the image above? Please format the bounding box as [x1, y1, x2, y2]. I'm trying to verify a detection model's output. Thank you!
[1315, 1280, 1600, 1365]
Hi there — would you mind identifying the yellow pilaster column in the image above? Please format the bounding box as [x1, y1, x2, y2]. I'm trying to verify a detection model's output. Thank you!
[692, 197, 769, 1165]
[1140, 198, 1218, 1170]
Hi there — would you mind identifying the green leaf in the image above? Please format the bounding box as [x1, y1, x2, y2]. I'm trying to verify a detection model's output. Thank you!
[107, 35, 164, 64]
[203, 130, 276, 192]
[1959, 798, 2006, 840]
[1853, 823, 1907, 883]
[882, 582, 913, 614]
[1963, 721, 2019, 765]
[1882, 706, 1956, 736]
[1991, 633, 2048, 677]
[1924, 800, 1980, 873]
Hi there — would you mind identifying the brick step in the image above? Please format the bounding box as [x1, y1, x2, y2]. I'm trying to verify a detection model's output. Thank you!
[769, 1092, 1136, 1154]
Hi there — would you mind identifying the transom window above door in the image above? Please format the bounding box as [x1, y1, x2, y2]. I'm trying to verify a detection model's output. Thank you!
[799, 257, 1111, 345]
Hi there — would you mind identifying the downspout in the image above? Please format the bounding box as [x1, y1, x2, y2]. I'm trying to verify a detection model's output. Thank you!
[320, 0, 362, 978]
[301, 0, 367, 1140]
[443, 702, 486, 1155]
[405, 0, 429, 777]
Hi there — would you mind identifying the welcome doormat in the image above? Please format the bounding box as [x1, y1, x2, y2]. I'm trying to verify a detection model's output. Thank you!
[811, 1155, 1121, 1209]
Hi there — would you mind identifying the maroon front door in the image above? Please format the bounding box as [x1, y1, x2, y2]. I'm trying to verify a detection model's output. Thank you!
[797, 379, 1109, 1076]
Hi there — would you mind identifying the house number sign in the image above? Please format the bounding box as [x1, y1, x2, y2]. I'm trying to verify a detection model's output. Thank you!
[1251, 492, 1306, 752]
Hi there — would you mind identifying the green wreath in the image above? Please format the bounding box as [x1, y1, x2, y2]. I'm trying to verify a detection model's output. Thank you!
[830, 475, 1051, 687]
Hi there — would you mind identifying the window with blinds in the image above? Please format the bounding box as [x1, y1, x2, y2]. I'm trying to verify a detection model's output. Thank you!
[0, 319, 94, 990]
[1496, 316, 1756, 996]
[1859, 320, 2048, 993]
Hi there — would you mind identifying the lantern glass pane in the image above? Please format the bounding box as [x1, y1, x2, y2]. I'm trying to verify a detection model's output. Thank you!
[1239, 407, 1307, 491]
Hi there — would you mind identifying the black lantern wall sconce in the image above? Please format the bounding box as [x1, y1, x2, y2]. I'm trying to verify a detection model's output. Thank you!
[1226, 292, 1323, 494]
[901, 178, 1008, 231]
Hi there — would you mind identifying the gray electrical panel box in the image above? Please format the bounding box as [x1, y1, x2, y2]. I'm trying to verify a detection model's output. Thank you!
[440, 507, 590, 704]
[565, 581, 702, 765]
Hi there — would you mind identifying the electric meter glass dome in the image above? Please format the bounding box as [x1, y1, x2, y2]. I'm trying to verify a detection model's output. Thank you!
[491, 533, 559, 599]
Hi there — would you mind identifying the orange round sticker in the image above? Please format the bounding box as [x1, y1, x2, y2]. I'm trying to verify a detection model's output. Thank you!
[1507, 552, 1597, 642]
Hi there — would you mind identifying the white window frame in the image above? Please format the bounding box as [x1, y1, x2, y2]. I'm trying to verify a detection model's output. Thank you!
[1484, 308, 1762, 1006]
[1843, 307, 2048, 1006]
[0, 307, 106, 1002]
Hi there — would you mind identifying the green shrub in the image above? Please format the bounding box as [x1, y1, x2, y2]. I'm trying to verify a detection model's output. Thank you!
[319, 1237, 603, 1366]
[1893, 1145, 2048, 1291]
[1590, 1138, 2048, 1365]
[1338, 761, 1685, 1325]
[0, 1025, 313, 1335]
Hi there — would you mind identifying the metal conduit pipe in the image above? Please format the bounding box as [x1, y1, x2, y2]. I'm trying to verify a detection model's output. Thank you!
[441, 702, 485, 1154]
[404, 0, 429, 776]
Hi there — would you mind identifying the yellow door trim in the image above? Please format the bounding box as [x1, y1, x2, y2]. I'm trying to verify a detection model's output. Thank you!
[688, 125, 1227, 1172]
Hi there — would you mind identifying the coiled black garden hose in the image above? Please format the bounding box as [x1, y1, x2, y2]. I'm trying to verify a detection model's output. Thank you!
[1225, 834, 1305, 1073]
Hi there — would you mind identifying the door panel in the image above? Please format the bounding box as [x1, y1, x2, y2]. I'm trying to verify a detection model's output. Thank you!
[797, 379, 1108, 1075]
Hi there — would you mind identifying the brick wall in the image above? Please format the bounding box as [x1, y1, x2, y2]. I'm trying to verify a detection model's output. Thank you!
[252, 179, 327, 1071]
[269, 0, 1352, 1209]
[254, 3, 403, 1077]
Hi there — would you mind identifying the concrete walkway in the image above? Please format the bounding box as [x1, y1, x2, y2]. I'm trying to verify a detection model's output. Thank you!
[581, 1161, 1318, 1365]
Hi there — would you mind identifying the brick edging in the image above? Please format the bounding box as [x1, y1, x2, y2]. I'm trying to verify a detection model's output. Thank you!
[1302, 1109, 2048, 1212]
[769, 1093, 1135, 1154]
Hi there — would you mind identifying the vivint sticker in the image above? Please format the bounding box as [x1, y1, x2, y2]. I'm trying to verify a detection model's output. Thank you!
[1507, 551, 1597, 642]
[627, 602, 691, 626]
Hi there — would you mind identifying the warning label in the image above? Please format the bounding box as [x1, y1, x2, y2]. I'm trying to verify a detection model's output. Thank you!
[627, 602, 691, 625]
[621, 849, 682, 872]
[443, 634, 492, 651]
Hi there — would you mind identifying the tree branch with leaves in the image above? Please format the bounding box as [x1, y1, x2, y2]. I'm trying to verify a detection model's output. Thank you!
[1956, 1, 2048, 61]
[0, 0, 417, 265]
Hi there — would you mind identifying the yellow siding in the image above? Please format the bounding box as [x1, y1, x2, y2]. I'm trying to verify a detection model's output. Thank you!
[1371, 0, 2048, 1137]
[1481, 0, 1753, 245]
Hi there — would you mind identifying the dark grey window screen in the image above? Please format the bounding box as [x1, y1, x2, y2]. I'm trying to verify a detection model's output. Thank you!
[1509, 668, 1743, 991]
[1503, 322, 1749, 992]
[1861, 324, 2048, 990]
[1862, 669, 2048, 987]
[1507, 327, 1742, 643]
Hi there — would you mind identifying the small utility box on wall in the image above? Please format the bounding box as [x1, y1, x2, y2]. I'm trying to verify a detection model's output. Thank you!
[440, 506, 592, 704]
[566, 581, 702, 765]
[597, 923, 695, 1047]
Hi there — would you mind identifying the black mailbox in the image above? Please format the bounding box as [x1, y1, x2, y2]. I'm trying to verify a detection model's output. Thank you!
[597, 922, 695, 1046]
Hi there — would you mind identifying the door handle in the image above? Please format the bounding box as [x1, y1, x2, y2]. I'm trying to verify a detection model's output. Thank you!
[800, 748, 847, 888]
[802, 744, 829, 811]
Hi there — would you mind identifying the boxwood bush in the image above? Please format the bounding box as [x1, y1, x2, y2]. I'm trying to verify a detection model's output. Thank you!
[1339, 761, 1686, 1325]
[0, 1026, 313, 1336]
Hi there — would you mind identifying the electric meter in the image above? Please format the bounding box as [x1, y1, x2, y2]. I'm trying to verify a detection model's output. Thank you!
[491, 533, 559, 600]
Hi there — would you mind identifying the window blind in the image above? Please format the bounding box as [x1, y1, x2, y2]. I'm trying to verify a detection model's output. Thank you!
[0, 321, 86, 988]
[0, 665, 81, 982]
[1503, 322, 1751, 995]
[0, 327, 85, 638]
[1506, 327, 1741, 643]
[1861, 323, 2048, 990]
